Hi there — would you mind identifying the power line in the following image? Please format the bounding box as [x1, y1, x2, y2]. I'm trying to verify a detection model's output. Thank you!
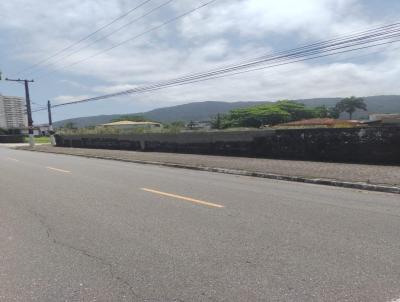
[86, 40, 400, 102]
[30, 22, 400, 111]
[28, 0, 175, 76]
[33, 40, 400, 112]
[31, 101, 45, 107]
[39, 33, 400, 111]
[60, 26, 400, 101]
[193, 21, 400, 77]
[35, 0, 219, 80]
[15, 0, 153, 76]
[131, 23, 400, 92]
[32, 38, 399, 114]
[36, 20, 400, 82]
[138, 39, 400, 94]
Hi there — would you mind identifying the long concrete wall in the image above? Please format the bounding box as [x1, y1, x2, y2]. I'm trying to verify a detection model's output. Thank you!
[0, 135, 25, 143]
[55, 127, 400, 164]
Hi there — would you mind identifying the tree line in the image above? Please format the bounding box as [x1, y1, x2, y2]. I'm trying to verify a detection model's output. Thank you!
[59, 96, 367, 131]
[212, 96, 367, 129]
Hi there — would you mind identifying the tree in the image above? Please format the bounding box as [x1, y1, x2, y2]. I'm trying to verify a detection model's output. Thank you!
[249, 106, 291, 126]
[327, 106, 340, 119]
[314, 105, 329, 118]
[225, 104, 291, 128]
[187, 121, 195, 130]
[335, 96, 367, 119]
[223, 100, 320, 128]
[219, 100, 352, 129]
[211, 113, 222, 129]
[169, 121, 186, 128]
[274, 100, 317, 121]
[164, 121, 185, 133]
[64, 122, 76, 129]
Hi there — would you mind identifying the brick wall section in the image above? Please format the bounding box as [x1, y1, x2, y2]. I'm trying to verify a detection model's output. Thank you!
[55, 127, 400, 164]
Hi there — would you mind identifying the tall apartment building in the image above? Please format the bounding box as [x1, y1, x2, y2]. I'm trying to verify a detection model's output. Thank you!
[0, 95, 28, 129]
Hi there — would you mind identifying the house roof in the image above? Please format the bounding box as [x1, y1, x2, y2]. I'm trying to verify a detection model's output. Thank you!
[102, 121, 160, 126]
[279, 118, 360, 126]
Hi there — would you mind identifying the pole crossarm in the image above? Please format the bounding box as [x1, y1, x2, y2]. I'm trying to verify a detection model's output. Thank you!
[5, 78, 34, 83]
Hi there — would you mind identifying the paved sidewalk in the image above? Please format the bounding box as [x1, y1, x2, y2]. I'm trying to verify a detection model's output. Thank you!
[16, 145, 400, 190]
[0, 143, 30, 148]
[0, 143, 50, 148]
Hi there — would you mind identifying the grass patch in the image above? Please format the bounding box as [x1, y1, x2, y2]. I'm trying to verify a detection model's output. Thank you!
[24, 136, 51, 143]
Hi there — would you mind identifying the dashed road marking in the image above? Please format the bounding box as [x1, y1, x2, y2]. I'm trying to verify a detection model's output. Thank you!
[46, 166, 71, 173]
[141, 188, 224, 208]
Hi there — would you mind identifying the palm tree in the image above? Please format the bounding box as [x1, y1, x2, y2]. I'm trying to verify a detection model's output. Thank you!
[335, 96, 367, 119]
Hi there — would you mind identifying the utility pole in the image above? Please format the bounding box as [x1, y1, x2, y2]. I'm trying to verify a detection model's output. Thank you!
[216, 113, 221, 129]
[5, 78, 35, 147]
[47, 100, 56, 146]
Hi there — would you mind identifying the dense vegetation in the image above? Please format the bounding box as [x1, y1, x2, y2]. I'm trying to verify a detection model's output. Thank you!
[53, 95, 398, 128]
[213, 100, 339, 128]
[57, 98, 368, 133]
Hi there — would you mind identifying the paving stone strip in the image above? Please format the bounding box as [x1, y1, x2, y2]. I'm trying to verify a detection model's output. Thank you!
[17, 145, 400, 194]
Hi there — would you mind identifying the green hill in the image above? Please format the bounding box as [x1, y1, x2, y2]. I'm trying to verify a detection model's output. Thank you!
[54, 95, 400, 128]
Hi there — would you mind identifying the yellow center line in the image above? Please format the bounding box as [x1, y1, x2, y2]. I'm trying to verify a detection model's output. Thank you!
[141, 188, 224, 208]
[46, 166, 71, 173]
[5, 157, 19, 162]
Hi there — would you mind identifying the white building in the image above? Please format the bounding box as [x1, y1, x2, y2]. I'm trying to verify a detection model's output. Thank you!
[0, 95, 28, 129]
[100, 121, 162, 131]
[368, 113, 400, 125]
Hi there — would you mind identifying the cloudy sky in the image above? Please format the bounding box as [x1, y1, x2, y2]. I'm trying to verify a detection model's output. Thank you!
[0, 0, 399, 123]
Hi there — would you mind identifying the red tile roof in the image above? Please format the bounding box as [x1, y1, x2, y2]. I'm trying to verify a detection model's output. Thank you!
[279, 118, 359, 126]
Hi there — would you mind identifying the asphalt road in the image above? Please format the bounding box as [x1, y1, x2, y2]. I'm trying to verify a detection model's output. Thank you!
[1, 146, 400, 302]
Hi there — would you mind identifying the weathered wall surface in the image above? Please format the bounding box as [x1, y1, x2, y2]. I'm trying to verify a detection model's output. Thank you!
[55, 127, 400, 164]
[55, 130, 272, 156]
[252, 127, 400, 163]
[0, 135, 25, 143]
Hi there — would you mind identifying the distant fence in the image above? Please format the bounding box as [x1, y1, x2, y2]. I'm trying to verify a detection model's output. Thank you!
[55, 127, 400, 164]
[0, 135, 25, 143]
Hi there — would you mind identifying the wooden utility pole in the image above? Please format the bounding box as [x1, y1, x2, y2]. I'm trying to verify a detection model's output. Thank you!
[47, 100, 56, 145]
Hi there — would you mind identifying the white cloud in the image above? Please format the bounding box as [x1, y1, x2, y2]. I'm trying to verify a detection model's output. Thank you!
[53, 94, 92, 104]
[92, 84, 140, 94]
[179, 0, 371, 40]
[1, 0, 399, 116]
[87, 45, 400, 108]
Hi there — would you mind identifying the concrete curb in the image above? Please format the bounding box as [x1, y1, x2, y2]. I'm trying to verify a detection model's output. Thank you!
[17, 147, 400, 194]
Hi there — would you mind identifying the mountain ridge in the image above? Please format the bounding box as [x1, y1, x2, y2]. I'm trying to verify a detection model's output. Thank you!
[53, 95, 400, 128]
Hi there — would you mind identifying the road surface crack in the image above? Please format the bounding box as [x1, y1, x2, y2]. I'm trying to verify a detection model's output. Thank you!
[28, 209, 141, 301]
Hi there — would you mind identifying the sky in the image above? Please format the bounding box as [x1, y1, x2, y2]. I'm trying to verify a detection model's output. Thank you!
[0, 0, 400, 123]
